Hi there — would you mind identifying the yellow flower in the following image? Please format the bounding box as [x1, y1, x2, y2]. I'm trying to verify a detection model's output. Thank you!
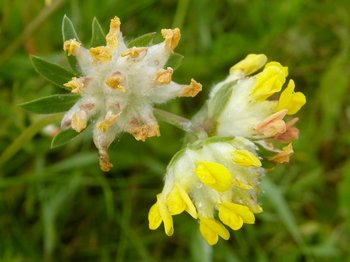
[166, 184, 197, 218]
[277, 79, 306, 115]
[232, 149, 262, 167]
[148, 194, 174, 236]
[199, 217, 230, 245]
[218, 202, 255, 230]
[148, 137, 263, 245]
[251, 62, 288, 101]
[230, 54, 267, 76]
[212, 56, 305, 142]
[194, 161, 233, 192]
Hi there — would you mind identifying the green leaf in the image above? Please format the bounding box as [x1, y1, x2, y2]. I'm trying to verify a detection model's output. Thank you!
[62, 15, 81, 73]
[207, 81, 235, 119]
[62, 15, 80, 42]
[21, 94, 80, 114]
[127, 32, 157, 47]
[31, 56, 75, 87]
[90, 17, 106, 47]
[51, 128, 81, 148]
[165, 52, 184, 70]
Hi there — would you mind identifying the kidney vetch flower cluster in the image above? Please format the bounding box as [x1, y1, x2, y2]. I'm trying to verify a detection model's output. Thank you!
[28, 17, 306, 246]
[148, 54, 306, 245]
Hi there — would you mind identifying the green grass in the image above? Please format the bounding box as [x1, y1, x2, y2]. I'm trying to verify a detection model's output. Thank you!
[1, 0, 350, 261]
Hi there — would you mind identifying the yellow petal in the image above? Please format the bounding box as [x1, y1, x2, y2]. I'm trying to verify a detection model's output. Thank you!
[161, 28, 181, 51]
[277, 79, 306, 115]
[105, 72, 125, 92]
[121, 47, 148, 58]
[148, 202, 162, 230]
[269, 143, 294, 163]
[195, 161, 232, 192]
[200, 217, 230, 242]
[96, 112, 120, 133]
[166, 186, 186, 215]
[218, 203, 243, 230]
[157, 194, 174, 236]
[232, 149, 261, 167]
[179, 79, 202, 97]
[105, 16, 120, 49]
[199, 221, 219, 245]
[250, 204, 263, 214]
[63, 39, 81, 56]
[251, 61, 288, 101]
[230, 54, 267, 75]
[64, 77, 84, 94]
[229, 203, 255, 224]
[71, 111, 87, 132]
[89, 46, 112, 62]
[176, 185, 198, 219]
[231, 177, 253, 190]
[155, 67, 173, 85]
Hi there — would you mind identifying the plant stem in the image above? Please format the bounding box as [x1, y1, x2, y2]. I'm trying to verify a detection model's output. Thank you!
[154, 108, 210, 142]
[0, 114, 62, 167]
[154, 108, 196, 132]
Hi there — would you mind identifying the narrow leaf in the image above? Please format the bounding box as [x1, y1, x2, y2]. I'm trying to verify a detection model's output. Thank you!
[62, 15, 81, 73]
[31, 56, 75, 87]
[127, 32, 157, 47]
[91, 17, 106, 47]
[51, 128, 81, 148]
[62, 15, 80, 42]
[165, 52, 184, 70]
[21, 94, 79, 114]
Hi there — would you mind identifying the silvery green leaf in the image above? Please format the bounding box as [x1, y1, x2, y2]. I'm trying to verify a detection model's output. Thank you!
[127, 32, 157, 47]
[31, 56, 75, 87]
[51, 128, 81, 148]
[165, 52, 184, 70]
[21, 94, 80, 114]
[90, 17, 106, 47]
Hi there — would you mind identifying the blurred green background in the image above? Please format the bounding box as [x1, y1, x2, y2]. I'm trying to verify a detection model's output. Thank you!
[1, 0, 350, 261]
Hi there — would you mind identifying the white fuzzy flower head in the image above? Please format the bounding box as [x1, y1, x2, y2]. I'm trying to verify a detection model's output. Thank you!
[61, 17, 202, 171]
[148, 137, 264, 245]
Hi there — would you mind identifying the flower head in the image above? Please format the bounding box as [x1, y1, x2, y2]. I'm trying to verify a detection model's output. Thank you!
[61, 17, 202, 171]
[148, 137, 263, 245]
[148, 54, 306, 244]
[203, 54, 306, 161]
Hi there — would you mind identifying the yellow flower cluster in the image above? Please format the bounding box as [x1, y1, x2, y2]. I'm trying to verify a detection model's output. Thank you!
[148, 54, 306, 245]
[211, 54, 306, 163]
[148, 137, 263, 245]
